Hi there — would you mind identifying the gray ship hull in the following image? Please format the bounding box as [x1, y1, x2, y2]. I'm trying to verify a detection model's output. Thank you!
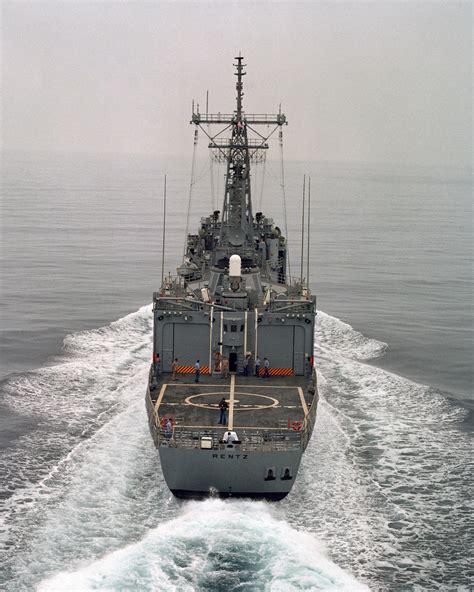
[158, 444, 303, 500]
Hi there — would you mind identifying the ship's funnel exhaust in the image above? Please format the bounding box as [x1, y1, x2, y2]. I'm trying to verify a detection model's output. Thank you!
[229, 254, 242, 277]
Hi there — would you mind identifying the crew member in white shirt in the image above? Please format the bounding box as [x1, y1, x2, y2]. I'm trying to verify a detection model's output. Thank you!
[223, 430, 239, 443]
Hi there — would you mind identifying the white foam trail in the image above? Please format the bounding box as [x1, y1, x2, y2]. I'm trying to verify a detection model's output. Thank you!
[316, 310, 387, 360]
[2, 305, 471, 591]
[38, 500, 368, 592]
[309, 310, 472, 590]
[0, 306, 153, 538]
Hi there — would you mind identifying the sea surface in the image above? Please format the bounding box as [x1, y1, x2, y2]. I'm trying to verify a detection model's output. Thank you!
[0, 150, 472, 591]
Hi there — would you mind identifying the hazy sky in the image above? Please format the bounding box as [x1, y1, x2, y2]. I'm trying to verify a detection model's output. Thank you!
[1, 1, 472, 166]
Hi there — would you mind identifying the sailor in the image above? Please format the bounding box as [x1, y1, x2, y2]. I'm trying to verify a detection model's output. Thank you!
[221, 356, 229, 379]
[243, 353, 250, 376]
[214, 350, 221, 373]
[195, 360, 201, 383]
[153, 352, 161, 375]
[255, 356, 261, 377]
[218, 397, 228, 424]
[165, 418, 173, 439]
[223, 430, 238, 443]
[172, 358, 178, 381]
[263, 357, 270, 378]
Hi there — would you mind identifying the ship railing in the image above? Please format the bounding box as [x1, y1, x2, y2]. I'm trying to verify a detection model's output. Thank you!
[192, 113, 287, 125]
[159, 425, 304, 451]
[209, 138, 269, 149]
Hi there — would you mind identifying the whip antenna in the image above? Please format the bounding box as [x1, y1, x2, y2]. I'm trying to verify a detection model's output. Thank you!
[161, 175, 167, 287]
[307, 176, 311, 289]
[300, 175, 306, 284]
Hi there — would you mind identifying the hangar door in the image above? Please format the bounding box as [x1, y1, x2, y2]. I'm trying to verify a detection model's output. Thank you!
[173, 324, 209, 367]
[257, 325, 305, 375]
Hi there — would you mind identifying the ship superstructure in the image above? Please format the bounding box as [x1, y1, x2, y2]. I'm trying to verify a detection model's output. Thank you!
[146, 56, 318, 500]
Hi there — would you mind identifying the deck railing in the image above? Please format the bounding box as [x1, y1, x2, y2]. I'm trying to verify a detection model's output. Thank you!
[157, 424, 304, 452]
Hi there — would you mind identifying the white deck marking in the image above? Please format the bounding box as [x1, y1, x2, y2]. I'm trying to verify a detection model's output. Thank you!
[166, 383, 225, 388]
[184, 391, 278, 411]
[229, 384, 298, 389]
[154, 383, 168, 412]
[297, 387, 309, 415]
[228, 374, 236, 430]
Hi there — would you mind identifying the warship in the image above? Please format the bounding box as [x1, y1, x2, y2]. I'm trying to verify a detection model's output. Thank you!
[146, 56, 318, 500]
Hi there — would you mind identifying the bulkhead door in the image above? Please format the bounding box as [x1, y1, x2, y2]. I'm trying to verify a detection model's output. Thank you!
[257, 326, 293, 369]
[174, 324, 209, 367]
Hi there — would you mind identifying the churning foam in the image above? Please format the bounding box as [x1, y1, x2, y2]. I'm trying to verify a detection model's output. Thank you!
[38, 499, 368, 592]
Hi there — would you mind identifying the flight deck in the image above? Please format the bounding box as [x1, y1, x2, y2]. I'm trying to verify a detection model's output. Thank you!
[149, 373, 316, 433]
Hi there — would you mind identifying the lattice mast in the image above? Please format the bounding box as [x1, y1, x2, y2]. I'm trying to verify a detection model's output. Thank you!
[191, 55, 287, 263]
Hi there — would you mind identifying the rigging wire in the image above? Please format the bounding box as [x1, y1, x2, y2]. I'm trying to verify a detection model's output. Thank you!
[216, 158, 221, 205]
[279, 129, 291, 278]
[258, 152, 267, 211]
[193, 158, 213, 186]
[183, 128, 199, 259]
[252, 158, 259, 211]
[209, 148, 216, 211]
[206, 90, 216, 211]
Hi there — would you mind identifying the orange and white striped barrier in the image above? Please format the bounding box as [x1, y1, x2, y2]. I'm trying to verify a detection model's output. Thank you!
[258, 367, 294, 376]
[176, 365, 210, 374]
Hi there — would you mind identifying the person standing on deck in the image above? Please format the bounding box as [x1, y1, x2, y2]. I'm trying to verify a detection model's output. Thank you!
[153, 352, 161, 375]
[172, 358, 178, 381]
[223, 430, 238, 443]
[263, 357, 270, 378]
[165, 418, 173, 439]
[214, 351, 221, 373]
[218, 397, 228, 425]
[243, 353, 250, 376]
[255, 356, 261, 377]
[221, 356, 229, 379]
[195, 360, 201, 383]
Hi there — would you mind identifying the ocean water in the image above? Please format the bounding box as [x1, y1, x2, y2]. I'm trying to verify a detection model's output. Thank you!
[0, 151, 472, 591]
